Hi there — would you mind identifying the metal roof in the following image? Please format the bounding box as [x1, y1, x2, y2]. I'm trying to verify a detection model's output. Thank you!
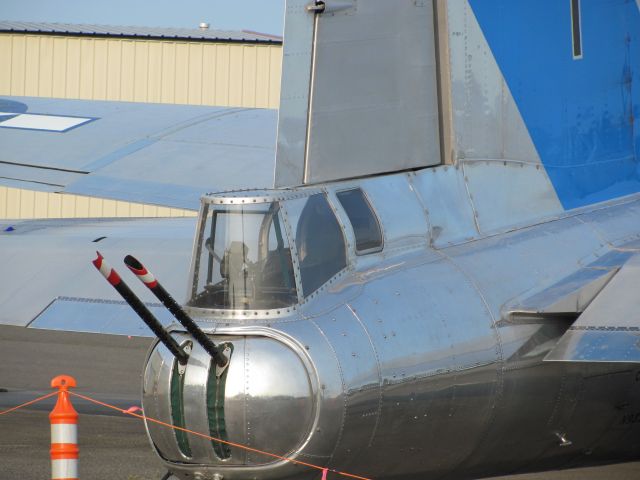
[0, 21, 282, 44]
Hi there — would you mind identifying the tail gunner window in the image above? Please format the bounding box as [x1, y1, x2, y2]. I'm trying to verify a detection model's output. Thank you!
[286, 194, 347, 296]
[336, 188, 383, 254]
[190, 202, 297, 310]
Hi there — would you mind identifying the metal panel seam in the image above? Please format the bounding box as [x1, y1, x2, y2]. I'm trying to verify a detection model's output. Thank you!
[432, 247, 505, 472]
[407, 172, 434, 246]
[303, 13, 320, 185]
[345, 303, 382, 448]
[460, 161, 481, 234]
[309, 318, 347, 464]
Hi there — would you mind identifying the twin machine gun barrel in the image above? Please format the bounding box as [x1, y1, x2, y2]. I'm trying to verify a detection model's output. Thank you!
[92, 251, 228, 368]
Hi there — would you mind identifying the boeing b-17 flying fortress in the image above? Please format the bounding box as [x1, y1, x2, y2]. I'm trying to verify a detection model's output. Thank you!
[1, 1, 640, 479]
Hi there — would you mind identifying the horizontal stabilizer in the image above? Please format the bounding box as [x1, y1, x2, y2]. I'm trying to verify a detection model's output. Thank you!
[0, 216, 195, 327]
[29, 296, 173, 337]
[503, 267, 618, 324]
[545, 255, 640, 363]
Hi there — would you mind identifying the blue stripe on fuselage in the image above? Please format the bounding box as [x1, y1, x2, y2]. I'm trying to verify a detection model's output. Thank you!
[469, 0, 640, 210]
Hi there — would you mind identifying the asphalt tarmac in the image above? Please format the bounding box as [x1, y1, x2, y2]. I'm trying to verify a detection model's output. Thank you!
[1, 326, 639, 480]
[0, 410, 165, 479]
[1, 408, 638, 480]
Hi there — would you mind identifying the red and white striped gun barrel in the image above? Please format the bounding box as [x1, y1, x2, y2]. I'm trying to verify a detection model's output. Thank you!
[92, 251, 189, 364]
[124, 254, 228, 368]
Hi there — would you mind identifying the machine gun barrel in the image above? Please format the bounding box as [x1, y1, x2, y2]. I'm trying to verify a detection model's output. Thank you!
[92, 252, 189, 365]
[124, 255, 228, 368]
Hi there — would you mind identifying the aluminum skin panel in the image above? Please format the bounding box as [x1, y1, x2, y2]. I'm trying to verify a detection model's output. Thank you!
[158, 333, 316, 466]
[182, 339, 220, 464]
[28, 297, 174, 336]
[411, 166, 478, 247]
[546, 255, 640, 362]
[507, 267, 618, 317]
[358, 174, 429, 251]
[576, 198, 640, 248]
[0, 97, 278, 209]
[273, 321, 343, 461]
[143, 340, 189, 462]
[312, 306, 380, 471]
[66, 139, 275, 209]
[446, 0, 543, 166]
[148, 323, 333, 480]
[304, 0, 441, 184]
[411, 161, 563, 248]
[427, 202, 640, 471]
[243, 336, 315, 464]
[547, 329, 640, 363]
[345, 254, 500, 477]
[217, 337, 249, 465]
[65, 106, 278, 207]
[64, 176, 210, 212]
[463, 160, 563, 234]
[442, 216, 603, 325]
[0, 177, 60, 192]
[0, 162, 83, 188]
[0, 97, 232, 171]
[274, 0, 316, 187]
[561, 368, 640, 459]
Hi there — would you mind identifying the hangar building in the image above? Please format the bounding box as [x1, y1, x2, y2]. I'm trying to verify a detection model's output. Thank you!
[0, 21, 282, 219]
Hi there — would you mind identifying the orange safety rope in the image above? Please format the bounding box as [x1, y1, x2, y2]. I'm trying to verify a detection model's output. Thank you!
[0, 391, 58, 416]
[68, 391, 373, 480]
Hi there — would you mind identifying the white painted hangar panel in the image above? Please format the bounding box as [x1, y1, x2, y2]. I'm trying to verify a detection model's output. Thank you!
[0, 32, 282, 110]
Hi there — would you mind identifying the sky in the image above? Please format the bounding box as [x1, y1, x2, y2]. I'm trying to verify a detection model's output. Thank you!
[0, 0, 286, 35]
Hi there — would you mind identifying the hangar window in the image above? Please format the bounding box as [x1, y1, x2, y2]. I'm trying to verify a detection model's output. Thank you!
[286, 194, 347, 296]
[336, 188, 383, 254]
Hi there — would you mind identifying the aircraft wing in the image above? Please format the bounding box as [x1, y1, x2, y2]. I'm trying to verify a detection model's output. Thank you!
[0, 216, 197, 334]
[0, 96, 277, 210]
[0, 95, 277, 334]
[545, 254, 640, 363]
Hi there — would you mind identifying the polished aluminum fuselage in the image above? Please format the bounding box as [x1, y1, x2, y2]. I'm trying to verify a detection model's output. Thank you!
[141, 2, 640, 476]
[143, 168, 640, 480]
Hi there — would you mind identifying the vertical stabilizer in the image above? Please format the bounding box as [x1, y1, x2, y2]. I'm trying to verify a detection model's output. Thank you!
[275, 0, 442, 187]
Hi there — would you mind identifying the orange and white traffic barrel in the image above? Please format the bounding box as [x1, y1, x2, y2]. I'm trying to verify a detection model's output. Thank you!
[50, 375, 79, 480]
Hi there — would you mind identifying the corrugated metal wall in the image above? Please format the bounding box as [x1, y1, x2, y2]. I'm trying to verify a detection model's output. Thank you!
[0, 33, 281, 220]
[0, 34, 282, 108]
[0, 186, 197, 219]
